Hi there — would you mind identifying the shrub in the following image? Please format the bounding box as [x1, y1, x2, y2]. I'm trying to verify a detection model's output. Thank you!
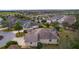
[44, 23, 50, 28]
[59, 28, 64, 32]
[0, 35, 4, 40]
[2, 28, 13, 32]
[23, 30, 27, 33]
[6, 41, 18, 46]
[1, 41, 18, 48]
[41, 20, 46, 23]
[36, 42, 43, 49]
[39, 24, 43, 28]
[14, 22, 23, 32]
[71, 39, 79, 49]
[16, 32, 25, 37]
[55, 26, 60, 31]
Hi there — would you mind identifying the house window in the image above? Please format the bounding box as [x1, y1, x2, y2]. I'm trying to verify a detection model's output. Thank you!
[30, 42, 32, 44]
[49, 40, 52, 42]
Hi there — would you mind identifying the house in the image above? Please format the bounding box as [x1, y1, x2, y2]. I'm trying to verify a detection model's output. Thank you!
[23, 21, 39, 31]
[16, 19, 32, 26]
[2, 15, 34, 28]
[24, 28, 59, 47]
[47, 15, 64, 23]
[2, 15, 17, 28]
[0, 17, 3, 27]
[0, 17, 3, 24]
[47, 15, 76, 25]
[61, 15, 76, 25]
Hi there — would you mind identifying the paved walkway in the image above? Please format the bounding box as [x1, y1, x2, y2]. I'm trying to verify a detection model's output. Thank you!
[0, 27, 8, 31]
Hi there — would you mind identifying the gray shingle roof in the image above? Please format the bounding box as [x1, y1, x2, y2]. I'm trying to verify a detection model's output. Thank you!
[38, 29, 57, 40]
[23, 21, 38, 28]
[24, 28, 58, 42]
[24, 29, 38, 42]
[51, 15, 64, 20]
[62, 15, 76, 25]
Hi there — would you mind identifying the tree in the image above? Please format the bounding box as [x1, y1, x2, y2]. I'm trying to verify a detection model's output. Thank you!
[41, 20, 46, 23]
[1, 41, 18, 48]
[2, 19, 10, 29]
[44, 23, 50, 28]
[52, 22, 60, 31]
[71, 38, 79, 49]
[73, 20, 79, 29]
[14, 22, 23, 32]
[73, 14, 79, 29]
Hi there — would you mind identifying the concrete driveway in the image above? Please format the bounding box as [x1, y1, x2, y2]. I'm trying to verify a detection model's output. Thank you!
[0, 30, 26, 48]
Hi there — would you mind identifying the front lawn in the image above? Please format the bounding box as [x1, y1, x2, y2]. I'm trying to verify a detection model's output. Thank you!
[2, 28, 14, 32]
[16, 32, 25, 37]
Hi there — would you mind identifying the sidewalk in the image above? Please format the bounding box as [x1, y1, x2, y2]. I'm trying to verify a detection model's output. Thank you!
[0, 27, 8, 31]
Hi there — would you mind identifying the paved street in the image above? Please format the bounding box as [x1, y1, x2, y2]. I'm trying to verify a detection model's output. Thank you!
[0, 30, 26, 48]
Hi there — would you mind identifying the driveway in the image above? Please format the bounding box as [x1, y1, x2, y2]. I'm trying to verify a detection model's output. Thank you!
[0, 30, 26, 48]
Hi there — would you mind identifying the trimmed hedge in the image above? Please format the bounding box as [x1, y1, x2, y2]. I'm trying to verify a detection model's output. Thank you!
[36, 42, 43, 49]
[1, 41, 19, 48]
[16, 32, 25, 37]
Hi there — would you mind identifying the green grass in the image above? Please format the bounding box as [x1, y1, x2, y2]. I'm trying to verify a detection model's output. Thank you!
[59, 29, 78, 49]
[2, 28, 14, 32]
[42, 44, 59, 49]
[30, 44, 59, 49]
[16, 32, 25, 37]
[0, 12, 16, 15]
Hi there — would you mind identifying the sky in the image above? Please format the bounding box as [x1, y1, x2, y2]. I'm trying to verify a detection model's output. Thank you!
[0, 0, 79, 59]
[0, 0, 78, 10]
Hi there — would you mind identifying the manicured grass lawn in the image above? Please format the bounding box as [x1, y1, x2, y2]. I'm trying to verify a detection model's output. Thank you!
[2, 28, 14, 32]
[42, 44, 59, 49]
[59, 29, 79, 49]
[16, 32, 25, 37]
[0, 12, 20, 15]
[29, 44, 59, 49]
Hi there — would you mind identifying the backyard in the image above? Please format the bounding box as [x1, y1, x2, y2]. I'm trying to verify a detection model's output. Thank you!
[59, 29, 79, 49]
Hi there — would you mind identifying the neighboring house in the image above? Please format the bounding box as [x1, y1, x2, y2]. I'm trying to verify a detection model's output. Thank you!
[0, 17, 3, 24]
[47, 15, 64, 23]
[47, 15, 76, 25]
[47, 18, 52, 24]
[3, 15, 17, 28]
[2, 15, 34, 28]
[23, 21, 39, 30]
[61, 15, 76, 25]
[0, 17, 3, 27]
[24, 28, 59, 47]
[16, 19, 32, 26]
